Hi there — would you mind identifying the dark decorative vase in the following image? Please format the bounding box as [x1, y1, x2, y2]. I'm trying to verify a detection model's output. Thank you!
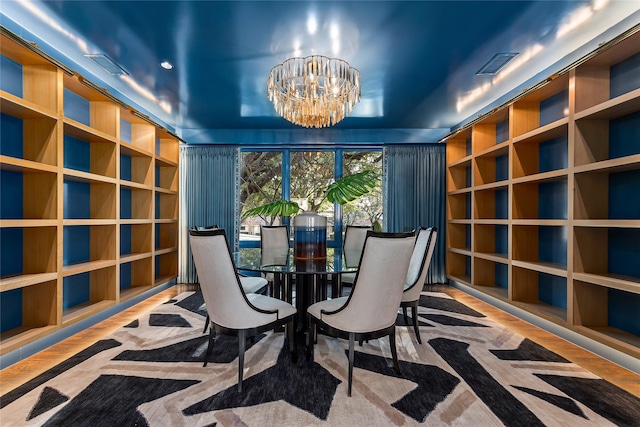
[293, 211, 327, 259]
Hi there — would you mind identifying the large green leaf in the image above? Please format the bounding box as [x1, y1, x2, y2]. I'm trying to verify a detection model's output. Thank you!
[241, 199, 300, 219]
[326, 170, 378, 205]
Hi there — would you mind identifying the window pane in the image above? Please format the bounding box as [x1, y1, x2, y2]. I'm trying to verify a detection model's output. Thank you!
[240, 151, 283, 241]
[290, 151, 335, 238]
[343, 151, 383, 230]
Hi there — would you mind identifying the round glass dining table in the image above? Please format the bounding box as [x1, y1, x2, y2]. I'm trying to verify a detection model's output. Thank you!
[233, 247, 361, 329]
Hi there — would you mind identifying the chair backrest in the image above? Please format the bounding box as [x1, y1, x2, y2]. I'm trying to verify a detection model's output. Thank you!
[260, 225, 290, 249]
[328, 231, 415, 332]
[403, 227, 438, 301]
[194, 224, 218, 231]
[343, 225, 373, 251]
[189, 228, 278, 329]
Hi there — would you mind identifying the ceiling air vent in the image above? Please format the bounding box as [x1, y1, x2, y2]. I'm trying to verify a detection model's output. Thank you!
[84, 54, 129, 76]
[476, 52, 519, 75]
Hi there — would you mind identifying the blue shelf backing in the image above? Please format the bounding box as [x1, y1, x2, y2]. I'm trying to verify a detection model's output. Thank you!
[63, 272, 90, 309]
[609, 111, 640, 160]
[538, 180, 567, 219]
[539, 89, 568, 127]
[495, 225, 508, 254]
[608, 228, 640, 279]
[465, 138, 472, 156]
[465, 193, 471, 219]
[609, 169, 640, 219]
[1, 113, 24, 158]
[0, 288, 23, 333]
[155, 223, 160, 249]
[496, 119, 509, 144]
[1, 170, 23, 219]
[539, 226, 567, 266]
[63, 180, 91, 219]
[465, 255, 471, 278]
[495, 188, 508, 219]
[64, 89, 90, 125]
[64, 135, 91, 173]
[538, 273, 567, 309]
[608, 288, 640, 337]
[495, 263, 508, 289]
[610, 51, 640, 99]
[63, 226, 90, 265]
[121, 224, 132, 255]
[120, 119, 132, 144]
[0, 55, 23, 97]
[121, 188, 132, 219]
[1, 228, 23, 277]
[465, 166, 471, 188]
[495, 155, 508, 182]
[120, 262, 132, 290]
[155, 193, 160, 219]
[539, 136, 568, 173]
[120, 154, 132, 181]
[465, 224, 471, 249]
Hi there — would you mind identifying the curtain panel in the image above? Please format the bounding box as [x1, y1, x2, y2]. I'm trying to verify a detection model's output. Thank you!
[384, 144, 446, 283]
[179, 145, 240, 284]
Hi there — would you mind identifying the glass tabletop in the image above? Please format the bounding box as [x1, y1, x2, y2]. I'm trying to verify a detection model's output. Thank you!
[234, 248, 361, 275]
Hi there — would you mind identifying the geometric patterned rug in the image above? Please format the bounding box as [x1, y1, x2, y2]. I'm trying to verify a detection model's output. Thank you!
[1, 291, 639, 426]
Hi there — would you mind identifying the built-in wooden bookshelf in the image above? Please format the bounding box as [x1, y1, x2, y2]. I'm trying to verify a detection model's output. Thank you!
[445, 29, 640, 359]
[0, 31, 181, 355]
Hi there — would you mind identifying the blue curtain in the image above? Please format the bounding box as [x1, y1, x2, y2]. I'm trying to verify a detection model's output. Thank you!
[384, 144, 446, 283]
[179, 145, 240, 283]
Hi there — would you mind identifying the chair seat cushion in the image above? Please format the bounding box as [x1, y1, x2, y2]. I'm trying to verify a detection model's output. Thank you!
[239, 276, 268, 294]
[307, 296, 348, 321]
[247, 294, 297, 319]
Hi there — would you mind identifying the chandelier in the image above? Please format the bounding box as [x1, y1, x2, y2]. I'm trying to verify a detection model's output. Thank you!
[267, 55, 360, 128]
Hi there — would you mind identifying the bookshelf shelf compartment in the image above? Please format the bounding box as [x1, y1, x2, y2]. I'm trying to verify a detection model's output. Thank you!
[121, 186, 153, 220]
[120, 257, 153, 293]
[474, 187, 508, 220]
[575, 167, 640, 220]
[155, 192, 178, 220]
[513, 178, 568, 220]
[155, 251, 178, 285]
[120, 223, 152, 257]
[155, 159, 179, 191]
[512, 266, 567, 323]
[513, 225, 567, 268]
[473, 144, 509, 186]
[64, 178, 116, 220]
[121, 148, 153, 186]
[512, 74, 569, 138]
[1, 112, 58, 166]
[1, 226, 57, 285]
[447, 223, 470, 252]
[156, 222, 178, 251]
[446, 251, 471, 285]
[63, 224, 116, 269]
[472, 110, 509, 153]
[574, 227, 640, 282]
[1, 167, 57, 220]
[474, 224, 508, 257]
[447, 193, 471, 220]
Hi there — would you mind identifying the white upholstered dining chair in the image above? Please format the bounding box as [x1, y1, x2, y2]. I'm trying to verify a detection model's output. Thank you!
[339, 225, 373, 295]
[306, 230, 416, 396]
[400, 227, 437, 344]
[260, 225, 290, 297]
[189, 228, 297, 392]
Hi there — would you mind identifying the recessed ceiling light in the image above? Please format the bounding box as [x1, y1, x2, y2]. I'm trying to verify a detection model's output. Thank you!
[160, 61, 173, 70]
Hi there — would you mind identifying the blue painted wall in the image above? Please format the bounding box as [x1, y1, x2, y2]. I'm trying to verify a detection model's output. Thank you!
[609, 169, 640, 219]
[120, 154, 132, 181]
[0, 288, 22, 333]
[120, 262, 131, 289]
[495, 155, 508, 182]
[495, 225, 508, 254]
[1, 228, 23, 277]
[495, 262, 508, 289]
[539, 89, 568, 126]
[63, 273, 90, 309]
[63, 226, 90, 265]
[496, 119, 509, 144]
[608, 288, 640, 337]
[465, 193, 471, 219]
[64, 135, 91, 173]
[64, 89, 90, 125]
[495, 188, 508, 219]
[0, 55, 22, 97]
[465, 224, 471, 249]
[121, 224, 132, 255]
[539, 136, 568, 173]
[1, 170, 23, 219]
[120, 119, 132, 144]
[610, 51, 640, 99]
[121, 188, 132, 219]
[1, 113, 24, 158]
[538, 180, 567, 219]
[155, 223, 160, 249]
[538, 273, 567, 309]
[608, 228, 640, 279]
[538, 226, 567, 266]
[63, 180, 91, 219]
[609, 111, 640, 160]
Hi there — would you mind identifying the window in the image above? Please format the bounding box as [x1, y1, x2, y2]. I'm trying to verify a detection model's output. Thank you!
[240, 149, 382, 247]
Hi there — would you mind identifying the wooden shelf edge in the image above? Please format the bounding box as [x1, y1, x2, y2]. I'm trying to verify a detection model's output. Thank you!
[512, 219, 568, 226]
[512, 300, 568, 324]
[448, 188, 472, 195]
[512, 260, 568, 277]
[1, 219, 58, 228]
[572, 325, 640, 359]
[573, 272, 640, 294]
[574, 87, 640, 120]
[119, 285, 153, 302]
[120, 142, 154, 158]
[0, 155, 58, 173]
[474, 252, 509, 264]
[0, 272, 58, 292]
[120, 181, 154, 191]
[573, 154, 640, 175]
[155, 156, 178, 167]
[512, 169, 568, 185]
[448, 219, 473, 224]
[62, 300, 116, 326]
[154, 219, 178, 224]
[473, 219, 509, 225]
[154, 274, 177, 287]
[472, 285, 509, 301]
[63, 168, 117, 184]
[63, 117, 118, 144]
[474, 140, 510, 159]
[0, 91, 59, 120]
[512, 117, 569, 144]
[154, 247, 178, 256]
[446, 274, 471, 287]
[62, 259, 116, 276]
[447, 156, 472, 168]
[572, 220, 640, 228]
[63, 219, 116, 226]
[474, 181, 509, 192]
[120, 252, 153, 263]
[154, 187, 178, 195]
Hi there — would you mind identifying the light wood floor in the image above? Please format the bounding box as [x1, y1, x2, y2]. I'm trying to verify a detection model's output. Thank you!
[1, 284, 638, 397]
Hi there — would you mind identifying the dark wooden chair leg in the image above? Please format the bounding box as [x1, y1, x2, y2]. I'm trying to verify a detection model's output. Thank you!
[203, 314, 210, 333]
[402, 306, 409, 325]
[411, 303, 422, 344]
[306, 315, 314, 361]
[389, 328, 401, 374]
[203, 327, 215, 367]
[288, 320, 297, 362]
[238, 330, 246, 393]
[348, 332, 355, 397]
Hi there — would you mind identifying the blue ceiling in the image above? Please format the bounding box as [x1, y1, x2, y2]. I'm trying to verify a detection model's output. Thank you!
[2, 1, 639, 144]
